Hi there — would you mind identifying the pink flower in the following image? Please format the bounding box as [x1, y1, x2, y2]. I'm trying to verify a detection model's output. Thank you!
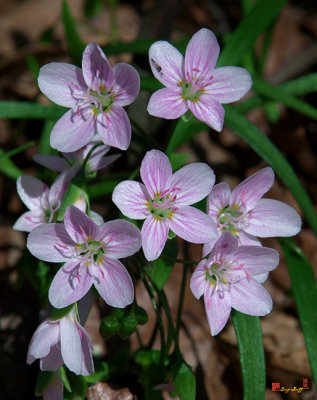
[147, 28, 252, 131]
[27, 308, 94, 376]
[203, 167, 302, 256]
[112, 149, 218, 261]
[33, 139, 120, 177]
[27, 205, 141, 308]
[190, 232, 279, 335]
[13, 172, 70, 232]
[38, 42, 140, 152]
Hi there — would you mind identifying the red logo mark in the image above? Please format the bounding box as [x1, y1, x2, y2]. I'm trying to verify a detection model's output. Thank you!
[303, 378, 309, 388]
[272, 382, 280, 391]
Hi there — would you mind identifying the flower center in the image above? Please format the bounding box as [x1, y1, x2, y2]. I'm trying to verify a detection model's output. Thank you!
[89, 86, 114, 114]
[206, 262, 229, 286]
[181, 81, 203, 101]
[76, 239, 105, 265]
[218, 205, 249, 235]
[148, 189, 180, 220]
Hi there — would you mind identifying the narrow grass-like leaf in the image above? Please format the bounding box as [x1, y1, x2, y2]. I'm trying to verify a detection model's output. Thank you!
[280, 238, 317, 384]
[0, 141, 35, 161]
[253, 76, 317, 120]
[140, 76, 163, 92]
[39, 120, 56, 154]
[166, 118, 205, 156]
[232, 311, 265, 400]
[218, 0, 287, 67]
[224, 105, 317, 236]
[84, 0, 103, 18]
[0, 101, 65, 119]
[0, 148, 23, 179]
[62, 0, 85, 66]
[87, 179, 121, 198]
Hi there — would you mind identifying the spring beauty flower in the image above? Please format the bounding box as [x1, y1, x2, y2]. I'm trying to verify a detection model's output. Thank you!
[147, 28, 252, 131]
[27, 308, 94, 375]
[203, 167, 302, 256]
[13, 172, 70, 232]
[112, 149, 218, 261]
[38, 42, 140, 152]
[27, 205, 141, 308]
[190, 232, 279, 335]
[33, 140, 120, 177]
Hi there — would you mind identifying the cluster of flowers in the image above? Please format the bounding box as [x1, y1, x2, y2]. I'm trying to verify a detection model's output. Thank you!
[14, 28, 301, 397]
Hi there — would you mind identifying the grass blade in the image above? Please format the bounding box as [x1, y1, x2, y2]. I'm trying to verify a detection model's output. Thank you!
[0, 101, 64, 120]
[280, 238, 317, 384]
[224, 105, 317, 236]
[232, 311, 265, 400]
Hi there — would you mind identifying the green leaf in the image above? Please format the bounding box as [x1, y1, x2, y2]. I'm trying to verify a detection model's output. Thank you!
[39, 120, 56, 154]
[224, 105, 317, 236]
[253, 76, 317, 121]
[147, 238, 178, 289]
[172, 362, 196, 400]
[56, 183, 87, 221]
[218, 0, 287, 67]
[280, 72, 317, 96]
[35, 370, 55, 396]
[84, 0, 103, 18]
[84, 361, 110, 383]
[140, 76, 163, 92]
[0, 148, 23, 179]
[26, 54, 40, 80]
[62, 1, 85, 66]
[169, 153, 189, 172]
[166, 118, 205, 156]
[0, 101, 65, 119]
[0, 141, 35, 162]
[280, 238, 317, 384]
[61, 366, 72, 392]
[232, 311, 265, 400]
[87, 179, 121, 198]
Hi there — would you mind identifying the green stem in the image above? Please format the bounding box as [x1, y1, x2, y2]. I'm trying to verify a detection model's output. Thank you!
[141, 273, 166, 364]
[161, 254, 199, 265]
[131, 118, 162, 150]
[81, 141, 104, 173]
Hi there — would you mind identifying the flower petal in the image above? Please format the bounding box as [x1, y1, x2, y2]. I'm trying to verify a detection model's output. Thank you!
[206, 66, 252, 103]
[140, 150, 172, 198]
[245, 198, 302, 237]
[42, 370, 63, 400]
[49, 263, 93, 309]
[149, 41, 184, 87]
[141, 215, 169, 261]
[88, 152, 120, 172]
[169, 206, 218, 244]
[94, 258, 134, 307]
[188, 94, 224, 132]
[204, 283, 231, 336]
[38, 62, 86, 107]
[82, 42, 113, 90]
[97, 105, 131, 150]
[99, 219, 141, 259]
[190, 259, 208, 299]
[48, 170, 73, 207]
[64, 205, 99, 244]
[172, 163, 215, 206]
[207, 182, 231, 218]
[33, 154, 69, 172]
[202, 237, 219, 258]
[50, 108, 96, 152]
[27, 321, 60, 363]
[17, 175, 48, 211]
[27, 223, 76, 262]
[60, 315, 83, 374]
[13, 211, 46, 232]
[230, 246, 279, 276]
[112, 180, 150, 219]
[147, 87, 188, 119]
[185, 28, 220, 81]
[229, 167, 274, 212]
[112, 62, 140, 106]
[230, 279, 273, 316]
[41, 344, 64, 371]
[76, 323, 94, 375]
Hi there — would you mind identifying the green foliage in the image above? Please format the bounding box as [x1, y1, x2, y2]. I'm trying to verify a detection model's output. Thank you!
[146, 238, 178, 289]
[0, 148, 23, 179]
[62, 1, 85, 66]
[280, 238, 317, 384]
[50, 304, 75, 321]
[35, 370, 55, 396]
[172, 362, 196, 400]
[0, 101, 64, 119]
[232, 311, 265, 400]
[84, 0, 103, 18]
